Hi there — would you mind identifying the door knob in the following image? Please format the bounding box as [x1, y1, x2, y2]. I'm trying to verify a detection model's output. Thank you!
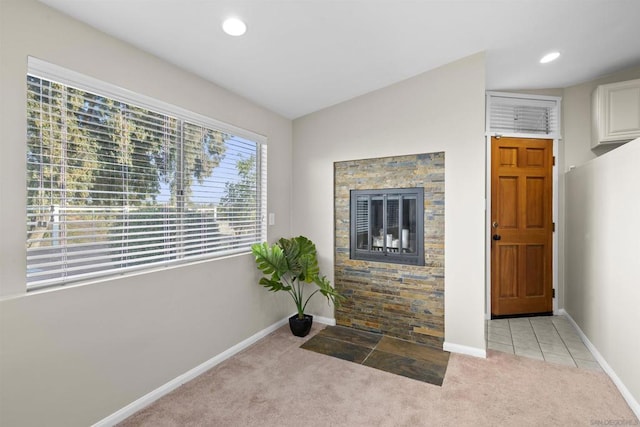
[492, 221, 499, 229]
[492, 234, 501, 241]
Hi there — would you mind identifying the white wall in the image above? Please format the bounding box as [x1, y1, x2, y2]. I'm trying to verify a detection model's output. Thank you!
[292, 53, 487, 354]
[555, 65, 640, 314]
[503, 67, 640, 414]
[0, 1, 293, 426]
[565, 137, 640, 414]
[512, 66, 640, 312]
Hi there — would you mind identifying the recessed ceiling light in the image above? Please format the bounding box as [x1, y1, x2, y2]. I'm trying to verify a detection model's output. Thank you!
[222, 17, 247, 36]
[540, 51, 560, 64]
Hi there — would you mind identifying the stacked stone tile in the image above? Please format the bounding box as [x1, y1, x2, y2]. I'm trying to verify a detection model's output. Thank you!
[334, 152, 445, 348]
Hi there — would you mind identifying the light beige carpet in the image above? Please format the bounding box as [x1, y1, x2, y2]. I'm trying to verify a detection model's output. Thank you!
[119, 324, 637, 426]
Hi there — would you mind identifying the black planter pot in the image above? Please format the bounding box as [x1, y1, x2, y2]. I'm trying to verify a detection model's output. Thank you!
[289, 314, 313, 337]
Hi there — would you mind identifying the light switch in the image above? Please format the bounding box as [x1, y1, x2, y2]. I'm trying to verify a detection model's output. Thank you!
[268, 213, 275, 226]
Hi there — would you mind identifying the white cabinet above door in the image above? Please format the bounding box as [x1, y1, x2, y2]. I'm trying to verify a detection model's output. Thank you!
[592, 78, 640, 148]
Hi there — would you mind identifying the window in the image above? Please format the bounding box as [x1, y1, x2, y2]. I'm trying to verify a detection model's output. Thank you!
[26, 59, 266, 290]
[486, 92, 561, 138]
[350, 188, 424, 266]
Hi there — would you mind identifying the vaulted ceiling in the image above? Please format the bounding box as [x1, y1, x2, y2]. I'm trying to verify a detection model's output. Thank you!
[39, 0, 640, 119]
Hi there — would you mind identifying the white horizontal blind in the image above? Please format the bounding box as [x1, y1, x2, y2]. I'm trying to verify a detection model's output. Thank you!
[488, 94, 560, 137]
[26, 69, 265, 290]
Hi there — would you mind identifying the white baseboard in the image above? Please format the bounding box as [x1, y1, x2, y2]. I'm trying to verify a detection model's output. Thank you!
[312, 315, 336, 326]
[444, 341, 486, 359]
[559, 309, 640, 420]
[92, 315, 291, 427]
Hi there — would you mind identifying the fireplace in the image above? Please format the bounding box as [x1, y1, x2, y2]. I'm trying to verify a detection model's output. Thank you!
[334, 152, 444, 347]
[350, 188, 424, 266]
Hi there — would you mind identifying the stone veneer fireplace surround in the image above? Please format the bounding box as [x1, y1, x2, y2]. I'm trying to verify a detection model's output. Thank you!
[334, 152, 445, 348]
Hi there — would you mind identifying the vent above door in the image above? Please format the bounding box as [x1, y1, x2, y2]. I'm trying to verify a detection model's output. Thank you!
[487, 92, 561, 138]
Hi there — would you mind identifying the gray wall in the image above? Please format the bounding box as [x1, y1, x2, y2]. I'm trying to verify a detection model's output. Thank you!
[0, 1, 293, 426]
[292, 53, 487, 354]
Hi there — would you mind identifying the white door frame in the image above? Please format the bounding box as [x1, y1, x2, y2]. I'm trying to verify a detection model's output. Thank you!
[484, 92, 562, 319]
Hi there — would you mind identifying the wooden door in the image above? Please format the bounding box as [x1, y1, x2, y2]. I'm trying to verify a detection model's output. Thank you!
[491, 137, 553, 317]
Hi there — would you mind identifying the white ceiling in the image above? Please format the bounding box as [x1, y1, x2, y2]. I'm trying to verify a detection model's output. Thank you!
[39, 0, 640, 119]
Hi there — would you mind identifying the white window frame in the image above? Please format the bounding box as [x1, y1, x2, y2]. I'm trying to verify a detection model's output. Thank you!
[26, 57, 267, 290]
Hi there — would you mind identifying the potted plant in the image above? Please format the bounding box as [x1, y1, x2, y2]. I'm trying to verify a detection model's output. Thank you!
[251, 236, 345, 337]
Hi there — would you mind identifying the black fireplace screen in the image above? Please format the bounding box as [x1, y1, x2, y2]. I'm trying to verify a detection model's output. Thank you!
[350, 188, 424, 266]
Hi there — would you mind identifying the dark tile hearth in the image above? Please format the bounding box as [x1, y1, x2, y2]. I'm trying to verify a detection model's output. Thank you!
[316, 324, 381, 349]
[301, 326, 450, 386]
[300, 334, 372, 363]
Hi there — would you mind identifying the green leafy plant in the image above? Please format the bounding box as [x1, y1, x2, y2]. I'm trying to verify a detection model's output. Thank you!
[251, 236, 345, 319]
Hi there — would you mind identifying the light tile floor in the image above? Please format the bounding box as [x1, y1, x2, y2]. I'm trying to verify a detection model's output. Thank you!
[487, 315, 602, 371]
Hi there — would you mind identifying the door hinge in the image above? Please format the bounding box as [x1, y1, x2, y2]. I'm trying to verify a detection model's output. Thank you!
[552, 289, 556, 299]
[552, 222, 555, 232]
[553, 156, 556, 166]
